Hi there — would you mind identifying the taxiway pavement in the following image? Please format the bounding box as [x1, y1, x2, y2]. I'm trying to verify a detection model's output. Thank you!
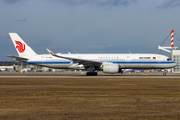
[1, 75, 180, 78]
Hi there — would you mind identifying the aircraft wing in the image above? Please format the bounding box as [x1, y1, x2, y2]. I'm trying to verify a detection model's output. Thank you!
[46, 49, 102, 66]
[6, 55, 28, 62]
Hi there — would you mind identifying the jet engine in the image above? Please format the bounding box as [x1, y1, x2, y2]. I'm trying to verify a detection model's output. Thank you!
[103, 64, 122, 73]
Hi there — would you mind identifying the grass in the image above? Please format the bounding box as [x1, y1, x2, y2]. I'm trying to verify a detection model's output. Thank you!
[0, 78, 180, 119]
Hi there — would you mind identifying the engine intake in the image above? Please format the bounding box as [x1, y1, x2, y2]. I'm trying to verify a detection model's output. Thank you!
[103, 64, 121, 73]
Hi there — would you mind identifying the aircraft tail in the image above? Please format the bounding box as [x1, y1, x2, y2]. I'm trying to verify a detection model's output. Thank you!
[9, 33, 37, 57]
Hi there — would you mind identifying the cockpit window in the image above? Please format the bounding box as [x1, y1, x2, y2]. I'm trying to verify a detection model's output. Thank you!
[167, 58, 171, 61]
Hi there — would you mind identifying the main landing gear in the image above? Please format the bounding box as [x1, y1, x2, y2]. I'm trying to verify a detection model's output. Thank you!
[86, 72, 97, 76]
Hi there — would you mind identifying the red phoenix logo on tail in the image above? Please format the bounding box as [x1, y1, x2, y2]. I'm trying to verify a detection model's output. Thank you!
[15, 41, 25, 53]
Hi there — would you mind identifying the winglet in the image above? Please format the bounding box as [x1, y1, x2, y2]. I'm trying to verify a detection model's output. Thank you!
[46, 48, 54, 55]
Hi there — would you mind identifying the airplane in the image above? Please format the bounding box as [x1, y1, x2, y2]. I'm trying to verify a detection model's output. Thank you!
[7, 33, 176, 76]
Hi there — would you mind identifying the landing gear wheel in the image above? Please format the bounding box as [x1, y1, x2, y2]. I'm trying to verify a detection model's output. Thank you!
[163, 73, 166, 76]
[86, 72, 97, 76]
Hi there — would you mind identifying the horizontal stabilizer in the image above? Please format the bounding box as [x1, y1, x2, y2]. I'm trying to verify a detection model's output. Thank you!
[6, 55, 28, 62]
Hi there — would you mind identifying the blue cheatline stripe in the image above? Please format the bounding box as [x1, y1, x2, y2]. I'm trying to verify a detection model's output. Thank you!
[27, 60, 174, 64]
[27, 61, 72, 64]
[113, 61, 174, 64]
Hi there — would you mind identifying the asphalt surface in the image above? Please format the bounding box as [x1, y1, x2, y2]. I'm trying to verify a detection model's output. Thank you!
[1, 75, 180, 78]
[0, 72, 180, 78]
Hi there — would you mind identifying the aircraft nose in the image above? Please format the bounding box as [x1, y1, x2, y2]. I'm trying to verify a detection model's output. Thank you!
[172, 63, 176, 68]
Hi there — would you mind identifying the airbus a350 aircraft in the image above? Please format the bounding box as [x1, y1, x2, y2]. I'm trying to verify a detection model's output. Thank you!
[7, 33, 176, 76]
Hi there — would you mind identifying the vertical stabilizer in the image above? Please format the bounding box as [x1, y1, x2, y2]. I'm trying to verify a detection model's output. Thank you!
[9, 33, 37, 56]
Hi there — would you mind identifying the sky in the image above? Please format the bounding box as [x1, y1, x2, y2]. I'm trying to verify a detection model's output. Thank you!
[1, 0, 180, 60]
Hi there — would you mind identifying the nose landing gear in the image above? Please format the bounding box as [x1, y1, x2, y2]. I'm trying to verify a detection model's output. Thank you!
[163, 69, 166, 76]
[163, 72, 166, 76]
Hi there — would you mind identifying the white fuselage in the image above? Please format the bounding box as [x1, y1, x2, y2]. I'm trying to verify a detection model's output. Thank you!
[26, 53, 176, 70]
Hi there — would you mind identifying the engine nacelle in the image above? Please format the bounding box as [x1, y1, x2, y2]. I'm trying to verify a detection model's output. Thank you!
[103, 64, 121, 73]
